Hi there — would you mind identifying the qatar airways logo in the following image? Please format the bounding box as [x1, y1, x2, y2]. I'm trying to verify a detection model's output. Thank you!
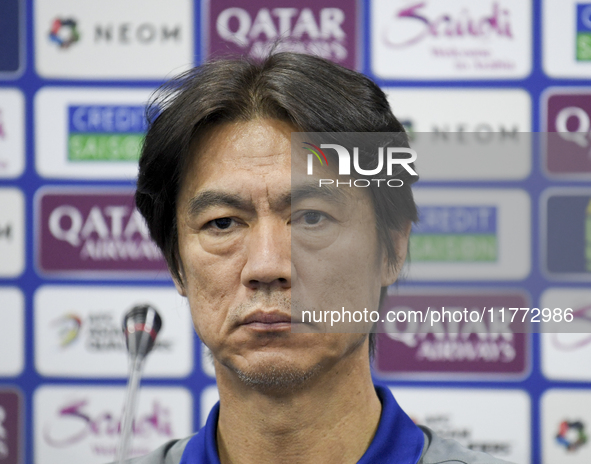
[37, 190, 168, 276]
[303, 142, 418, 188]
[382, 1, 513, 48]
[209, 2, 358, 68]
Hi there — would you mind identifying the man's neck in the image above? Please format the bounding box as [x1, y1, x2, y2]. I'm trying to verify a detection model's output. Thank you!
[213, 346, 382, 464]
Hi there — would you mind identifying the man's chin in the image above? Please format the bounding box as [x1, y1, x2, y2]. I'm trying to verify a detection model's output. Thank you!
[226, 356, 323, 393]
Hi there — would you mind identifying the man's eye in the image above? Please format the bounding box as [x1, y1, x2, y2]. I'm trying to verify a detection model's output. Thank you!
[302, 211, 323, 225]
[210, 218, 233, 229]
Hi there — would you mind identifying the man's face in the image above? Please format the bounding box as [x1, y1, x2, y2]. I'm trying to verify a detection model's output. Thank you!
[175, 119, 406, 388]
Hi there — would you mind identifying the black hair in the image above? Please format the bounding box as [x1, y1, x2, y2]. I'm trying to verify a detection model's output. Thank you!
[135, 52, 418, 357]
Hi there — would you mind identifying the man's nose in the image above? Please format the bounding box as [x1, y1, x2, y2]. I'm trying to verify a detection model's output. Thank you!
[241, 219, 291, 290]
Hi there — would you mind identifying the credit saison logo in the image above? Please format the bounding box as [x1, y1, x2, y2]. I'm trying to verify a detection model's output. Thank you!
[68, 105, 147, 162]
[410, 206, 498, 262]
[49, 18, 80, 49]
[303, 141, 418, 188]
[577, 4, 591, 61]
[383, 1, 513, 49]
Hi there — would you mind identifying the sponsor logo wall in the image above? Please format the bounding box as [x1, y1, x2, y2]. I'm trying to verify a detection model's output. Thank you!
[384, 89, 532, 180]
[376, 290, 530, 379]
[35, 88, 153, 179]
[35, 188, 168, 277]
[544, 0, 591, 77]
[34, 0, 194, 79]
[371, 0, 532, 79]
[391, 388, 531, 463]
[0, 89, 25, 178]
[0, 288, 24, 377]
[34, 286, 193, 377]
[542, 88, 591, 177]
[1, 0, 589, 463]
[34, 386, 192, 463]
[408, 188, 530, 281]
[205, 0, 359, 69]
[0, 390, 23, 464]
[542, 390, 591, 463]
[0, 0, 23, 77]
[0, 188, 25, 278]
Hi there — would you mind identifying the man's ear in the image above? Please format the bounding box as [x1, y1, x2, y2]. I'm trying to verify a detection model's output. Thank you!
[381, 221, 412, 287]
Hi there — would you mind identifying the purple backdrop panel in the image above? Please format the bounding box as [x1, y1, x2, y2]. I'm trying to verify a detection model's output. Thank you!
[36, 188, 168, 278]
[206, 0, 359, 69]
[375, 291, 529, 378]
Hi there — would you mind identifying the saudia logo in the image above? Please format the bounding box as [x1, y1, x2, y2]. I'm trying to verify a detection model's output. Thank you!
[382, 1, 513, 48]
[551, 305, 591, 350]
[68, 105, 147, 162]
[43, 399, 173, 447]
[303, 142, 418, 188]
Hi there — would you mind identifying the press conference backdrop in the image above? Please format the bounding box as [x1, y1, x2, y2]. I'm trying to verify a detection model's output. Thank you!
[0, 0, 590, 463]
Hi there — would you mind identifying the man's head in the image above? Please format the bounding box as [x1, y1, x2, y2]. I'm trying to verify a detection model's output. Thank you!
[136, 52, 418, 386]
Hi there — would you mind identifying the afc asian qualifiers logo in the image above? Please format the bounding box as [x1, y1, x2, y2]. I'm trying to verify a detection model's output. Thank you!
[49, 18, 80, 49]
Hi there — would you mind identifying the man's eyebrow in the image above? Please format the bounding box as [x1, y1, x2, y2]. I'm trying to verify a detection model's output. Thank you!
[186, 191, 254, 217]
[291, 183, 348, 204]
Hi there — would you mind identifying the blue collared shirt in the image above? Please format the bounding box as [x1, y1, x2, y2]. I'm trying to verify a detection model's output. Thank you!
[179, 385, 425, 464]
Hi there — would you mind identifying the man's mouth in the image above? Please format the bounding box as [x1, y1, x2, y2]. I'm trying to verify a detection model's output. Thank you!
[241, 311, 292, 331]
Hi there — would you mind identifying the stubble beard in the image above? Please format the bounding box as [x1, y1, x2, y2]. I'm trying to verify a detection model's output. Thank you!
[219, 293, 326, 393]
